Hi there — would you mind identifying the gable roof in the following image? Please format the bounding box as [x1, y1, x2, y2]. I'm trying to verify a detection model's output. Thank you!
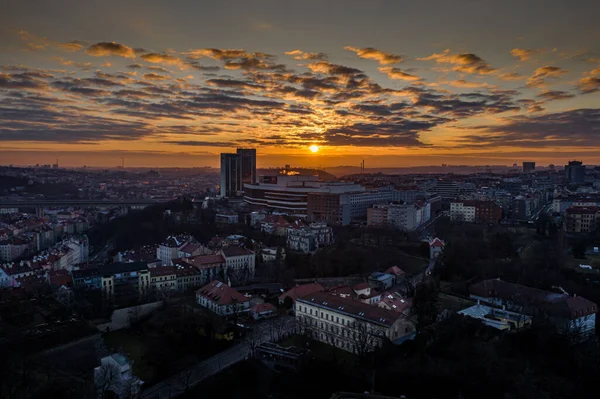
[297, 291, 403, 328]
[221, 246, 254, 257]
[279, 283, 324, 302]
[429, 238, 446, 248]
[196, 280, 249, 305]
[470, 279, 597, 320]
[385, 266, 406, 277]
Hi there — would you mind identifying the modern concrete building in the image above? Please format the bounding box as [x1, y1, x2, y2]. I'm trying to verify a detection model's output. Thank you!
[565, 160, 586, 184]
[220, 148, 257, 198]
[564, 206, 600, 234]
[522, 162, 536, 173]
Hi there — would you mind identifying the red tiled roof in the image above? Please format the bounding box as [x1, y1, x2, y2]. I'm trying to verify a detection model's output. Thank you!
[279, 283, 324, 302]
[221, 246, 254, 257]
[179, 242, 201, 254]
[297, 291, 403, 327]
[380, 292, 412, 313]
[196, 280, 249, 305]
[429, 238, 446, 248]
[470, 279, 597, 320]
[353, 282, 370, 291]
[386, 266, 406, 276]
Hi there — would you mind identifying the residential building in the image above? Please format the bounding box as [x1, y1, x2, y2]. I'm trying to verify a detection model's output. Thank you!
[157, 235, 195, 266]
[368, 201, 431, 231]
[287, 226, 317, 253]
[307, 192, 350, 226]
[196, 280, 250, 316]
[177, 242, 208, 258]
[512, 195, 535, 220]
[450, 200, 502, 223]
[71, 267, 102, 289]
[564, 206, 600, 234]
[0, 267, 17, 288]
[434, 180, 458, 198]
[174, 263, 203, 292]
[368, 272, 396, 291]
[99, 262, 151, 303]
[150, 266, 177, 291]
[295, 292, 415, 354]
[565, 160, 586, 184]
[180, 253, 227, 283]
[469, 279, 597, 337]
[94, 353, 143, 399]
[522, 162, 536, 173]
[220, 246, 256, 284]
[378, 292, 411, 314]
[428, 238, 445, 259]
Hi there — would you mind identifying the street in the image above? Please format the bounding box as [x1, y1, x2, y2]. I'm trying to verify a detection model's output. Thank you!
[140, 316, 295, 399]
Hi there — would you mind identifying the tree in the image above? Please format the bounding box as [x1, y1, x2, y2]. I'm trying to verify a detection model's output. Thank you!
[352, 320, 379, 359]
[412, 278, 439, 331]
[572, 239, 587, 259]
[245, 326, 263, 358]
[282, 295, 294, 310]
[175, 368, 195, 393]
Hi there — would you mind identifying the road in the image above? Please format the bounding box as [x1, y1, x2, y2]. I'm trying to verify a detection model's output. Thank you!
[140, 316, 296, 399]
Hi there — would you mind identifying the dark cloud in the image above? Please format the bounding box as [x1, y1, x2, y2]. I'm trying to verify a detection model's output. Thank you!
[536, 90, 575, 101]
[308, 61, 365, 77]
[142, 73, 170, 81]
[127, 64, 143, 69]
[463, 109, 600, 147]
[86, 42, 136, 58]
[163, 140, 232, 147]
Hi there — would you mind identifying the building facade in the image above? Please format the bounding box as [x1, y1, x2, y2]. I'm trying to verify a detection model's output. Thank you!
[196, 280, 250, 316]
[564, 206, 600, 234]
[295, 292, 414, 354]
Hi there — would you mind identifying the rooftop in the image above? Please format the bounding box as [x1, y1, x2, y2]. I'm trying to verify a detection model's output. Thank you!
[196, 280, 249, 305]
[298, 291, 403, 327]
[99, 261, 148, 276]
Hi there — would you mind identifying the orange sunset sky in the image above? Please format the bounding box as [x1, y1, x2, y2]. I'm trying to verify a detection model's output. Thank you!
[1, 0, 599, 168]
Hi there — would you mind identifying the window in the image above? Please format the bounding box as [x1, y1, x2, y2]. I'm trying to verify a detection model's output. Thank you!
[336, 317, 339, 323]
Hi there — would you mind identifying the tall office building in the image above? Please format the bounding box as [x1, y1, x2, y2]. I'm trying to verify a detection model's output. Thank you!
[522, 162, 536, 173]
[564, 160, 586, 184]
[220, 148, 257, 198]
[236, 148, 256, 187]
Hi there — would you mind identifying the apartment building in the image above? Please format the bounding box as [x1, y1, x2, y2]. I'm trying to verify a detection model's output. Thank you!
[450, 200, 501, 223]
[220, 246, 256, 284]
[99, 262, 151, 303]
[150, 266, 177, 291]
[367, 201, 431, 231]
[564, 206, 600, 234]
[295, 292, 415, 354]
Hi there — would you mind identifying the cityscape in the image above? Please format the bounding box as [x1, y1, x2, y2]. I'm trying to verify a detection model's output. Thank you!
[2, 1, 600, 399]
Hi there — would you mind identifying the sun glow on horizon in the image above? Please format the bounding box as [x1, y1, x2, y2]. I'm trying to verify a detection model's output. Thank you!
[309, 145, 320, 153]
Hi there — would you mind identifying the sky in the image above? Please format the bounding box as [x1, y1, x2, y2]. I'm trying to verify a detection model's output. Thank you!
[0, 0, 599, 168]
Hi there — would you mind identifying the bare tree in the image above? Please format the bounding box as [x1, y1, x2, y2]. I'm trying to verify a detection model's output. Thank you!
[127, 305, 142, 327]
[245, 327, 262, 358]
[95, 362, 121, 399]
[351, 321, 379, 359]
[175, 368, 195, 393]
[272, 316, 288, 341]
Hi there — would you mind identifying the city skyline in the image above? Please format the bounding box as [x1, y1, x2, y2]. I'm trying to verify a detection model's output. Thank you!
[1, 0, 600, 168]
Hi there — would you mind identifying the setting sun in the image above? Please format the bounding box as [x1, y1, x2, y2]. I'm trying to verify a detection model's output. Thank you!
[309, 145, 320, 153]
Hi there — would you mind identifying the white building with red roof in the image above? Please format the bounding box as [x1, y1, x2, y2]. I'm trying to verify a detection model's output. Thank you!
[196, 280, 250, 316]
[429, 237, 445, 259]
[220, 246, 256, 284]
